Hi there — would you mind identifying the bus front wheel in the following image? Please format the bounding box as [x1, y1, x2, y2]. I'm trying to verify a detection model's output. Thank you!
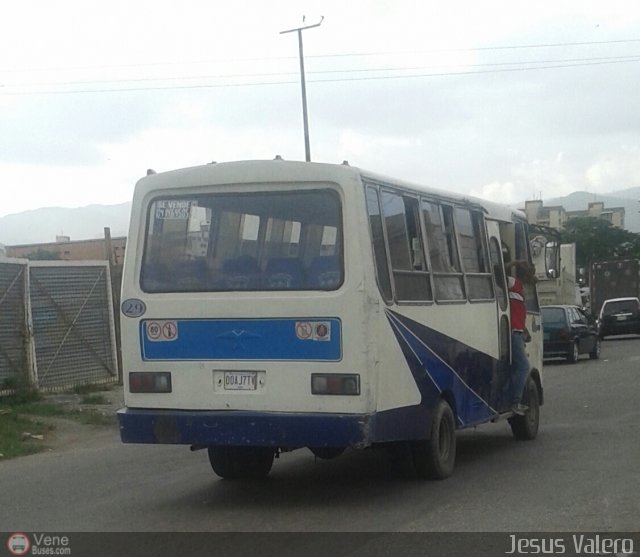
[207, 446, 275, 480]
[411, 399, 457, 480]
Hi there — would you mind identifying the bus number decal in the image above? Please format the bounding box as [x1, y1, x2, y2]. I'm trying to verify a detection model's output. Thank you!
[121, 298, 146, 318]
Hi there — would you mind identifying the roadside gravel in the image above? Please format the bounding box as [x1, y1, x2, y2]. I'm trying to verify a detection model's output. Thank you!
[37, 384, 124, 453]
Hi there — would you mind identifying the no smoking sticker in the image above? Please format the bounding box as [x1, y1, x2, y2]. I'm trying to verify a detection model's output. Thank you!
[295, 321, 313, 340]
[146, 320, 179, 342]
[295, 321, 331, 341]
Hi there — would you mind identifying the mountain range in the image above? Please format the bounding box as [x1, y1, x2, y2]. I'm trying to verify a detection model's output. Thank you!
[1, 187, 639, 246]
[0, 203, 132, 246]
[538, 186, 640, 234]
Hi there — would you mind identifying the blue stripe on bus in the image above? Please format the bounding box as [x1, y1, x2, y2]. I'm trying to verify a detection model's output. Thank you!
[386, 310, 498, 427]
[140, 318, 341, 361]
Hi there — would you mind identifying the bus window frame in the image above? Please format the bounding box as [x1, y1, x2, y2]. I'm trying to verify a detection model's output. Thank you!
[139, 188, 345, 294]
[364, 179, 497, 307]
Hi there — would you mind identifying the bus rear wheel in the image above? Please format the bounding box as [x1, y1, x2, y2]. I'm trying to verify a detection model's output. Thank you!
[508, 376, 540, 441]
[207, 446, 275, 480]
[411, 399, 456, 480]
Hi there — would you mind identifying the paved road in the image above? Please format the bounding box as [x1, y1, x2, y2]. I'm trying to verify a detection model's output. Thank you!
[1, 336, 639, 533]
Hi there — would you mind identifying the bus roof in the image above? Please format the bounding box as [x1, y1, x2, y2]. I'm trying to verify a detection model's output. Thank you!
[136, 159, 525, 223]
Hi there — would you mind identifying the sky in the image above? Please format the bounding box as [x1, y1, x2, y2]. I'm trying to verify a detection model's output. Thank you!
[1, 0, 640, 218]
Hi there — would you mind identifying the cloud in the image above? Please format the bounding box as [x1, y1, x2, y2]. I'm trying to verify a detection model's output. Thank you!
[0, 94, 154, 165]
[470, 181, 520, 205]
[586, 145, 640, 190]
[2, 0, 640, 224]
[472, 143, 640, 206]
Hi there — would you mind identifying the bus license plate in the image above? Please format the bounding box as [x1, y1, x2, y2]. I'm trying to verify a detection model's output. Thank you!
[223, 371, 257, 390]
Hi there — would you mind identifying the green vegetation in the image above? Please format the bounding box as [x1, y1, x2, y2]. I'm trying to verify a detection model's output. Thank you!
[13, 401, 116, 425]
[71, 383, 113, 395]
[0, 383, 117, 460]
[561, 217, 640, 268]
[0, 410, 53, 459]
[80, 394, 110, 405]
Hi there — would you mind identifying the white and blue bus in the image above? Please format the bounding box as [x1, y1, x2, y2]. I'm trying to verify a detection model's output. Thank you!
[118, 159, 543, 480]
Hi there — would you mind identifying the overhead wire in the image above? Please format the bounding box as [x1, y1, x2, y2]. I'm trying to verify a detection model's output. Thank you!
[2, 36, 640, 74]
[4, 53, 640, 90]
[2, 38, 640, 95]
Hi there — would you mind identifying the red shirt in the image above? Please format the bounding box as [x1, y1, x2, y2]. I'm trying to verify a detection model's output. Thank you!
[508, 276, 527, 331]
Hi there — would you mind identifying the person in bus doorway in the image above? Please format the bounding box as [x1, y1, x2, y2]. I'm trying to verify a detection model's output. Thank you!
[506, 260, 535, 415]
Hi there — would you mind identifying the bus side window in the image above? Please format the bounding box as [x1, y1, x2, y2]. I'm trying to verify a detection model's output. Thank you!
[380, 191, 432, 302]
[422, 200, 465, 301]
[515, 221, 540, 313]
[454, 207, 494, 300]
[366, 186, 393, 301]
[489, 237, 508, 312]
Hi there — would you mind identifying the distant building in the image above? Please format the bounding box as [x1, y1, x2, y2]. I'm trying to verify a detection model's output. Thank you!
[6, 235, 126, 265]
[524, 200, 625, 230]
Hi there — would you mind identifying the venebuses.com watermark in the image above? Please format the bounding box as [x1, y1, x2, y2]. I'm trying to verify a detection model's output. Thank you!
[6, 533, 71, 556]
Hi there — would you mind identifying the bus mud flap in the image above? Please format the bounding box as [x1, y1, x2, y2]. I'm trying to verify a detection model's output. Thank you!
[153, 415, 181, 443]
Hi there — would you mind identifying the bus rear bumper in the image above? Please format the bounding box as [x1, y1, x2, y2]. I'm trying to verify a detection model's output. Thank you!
[117, 407, 373, 449]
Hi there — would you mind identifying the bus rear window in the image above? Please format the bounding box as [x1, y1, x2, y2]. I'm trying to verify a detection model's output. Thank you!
[141, 189, 343, 292]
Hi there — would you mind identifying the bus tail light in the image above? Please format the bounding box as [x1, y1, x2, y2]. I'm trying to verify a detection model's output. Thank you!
[129, 372, 172, 393]
[311, 374, 360, 395]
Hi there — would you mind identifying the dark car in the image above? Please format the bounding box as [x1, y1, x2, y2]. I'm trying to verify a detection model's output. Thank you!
[541, 305, 601, 362]
[598, 297, 640, 338]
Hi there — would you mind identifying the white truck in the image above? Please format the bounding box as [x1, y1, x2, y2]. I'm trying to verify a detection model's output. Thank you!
[530, 227, 581, 307]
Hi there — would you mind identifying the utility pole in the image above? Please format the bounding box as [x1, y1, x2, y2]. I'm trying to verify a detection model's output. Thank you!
[280, 16, 324, 162]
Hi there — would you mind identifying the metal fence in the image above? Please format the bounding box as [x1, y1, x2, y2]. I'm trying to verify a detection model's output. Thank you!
[0, 259, 119, 392]
[0, 260, 30, 388]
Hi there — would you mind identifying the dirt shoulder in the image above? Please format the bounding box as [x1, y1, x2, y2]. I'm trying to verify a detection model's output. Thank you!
[37, 385, 124, 454]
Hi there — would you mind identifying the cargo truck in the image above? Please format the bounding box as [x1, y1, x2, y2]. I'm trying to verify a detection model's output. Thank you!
[589, 258, 640, 319]
[529, 226, 581, 306]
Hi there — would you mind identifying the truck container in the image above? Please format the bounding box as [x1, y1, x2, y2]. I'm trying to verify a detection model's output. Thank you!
[589, 259, 640, 318]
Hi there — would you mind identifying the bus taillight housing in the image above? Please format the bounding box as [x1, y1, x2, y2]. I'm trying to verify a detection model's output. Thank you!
[311, 373, 360, 395]
[129, 372, 172, 393]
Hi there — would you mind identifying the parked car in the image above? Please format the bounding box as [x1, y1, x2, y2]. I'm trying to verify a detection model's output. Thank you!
[541, 305, 601, 362]
[598, 297, 640, 338]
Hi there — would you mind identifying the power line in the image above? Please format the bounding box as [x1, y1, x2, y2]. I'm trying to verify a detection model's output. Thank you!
[2, 37, 640, 75]
[2, 55, 639, 96]
[4, 53, 640, 90]
[305, 38, 640, 58]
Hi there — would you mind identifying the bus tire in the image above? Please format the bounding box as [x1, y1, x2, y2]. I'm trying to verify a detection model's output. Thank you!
[207, 446, 274, 480]
[411, 399, 456, 480]
[508, 376, 540, 441]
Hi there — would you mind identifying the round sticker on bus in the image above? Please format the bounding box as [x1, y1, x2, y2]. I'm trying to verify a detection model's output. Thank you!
[121, 298, 147, 318]
[295, 321, 313, 340]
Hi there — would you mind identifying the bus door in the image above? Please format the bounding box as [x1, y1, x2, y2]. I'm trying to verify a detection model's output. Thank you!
[486, 220, 511, 411]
